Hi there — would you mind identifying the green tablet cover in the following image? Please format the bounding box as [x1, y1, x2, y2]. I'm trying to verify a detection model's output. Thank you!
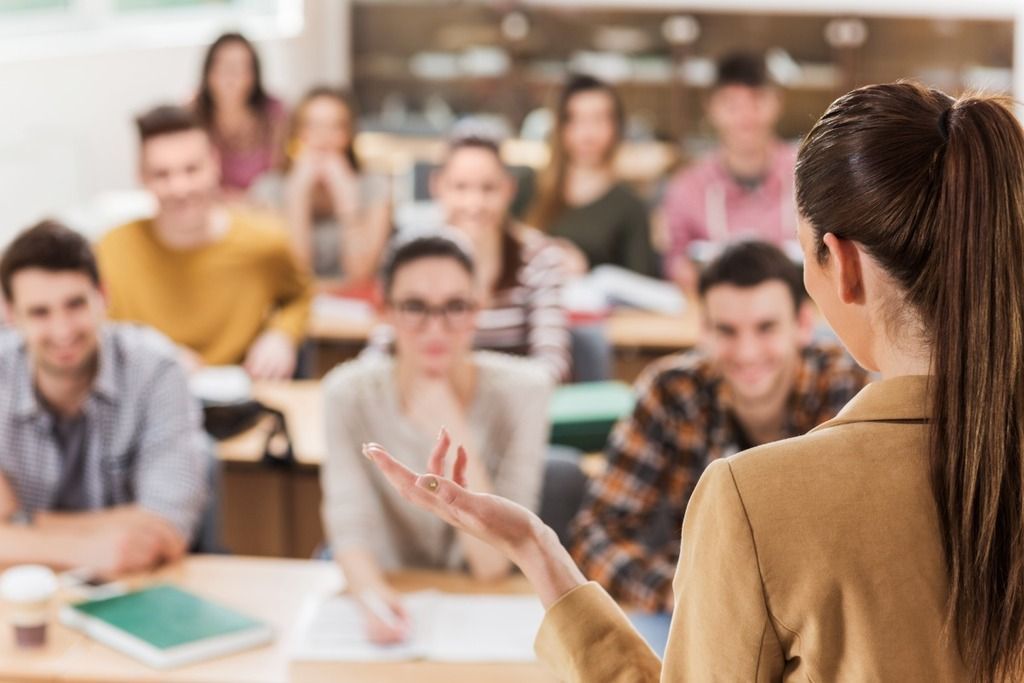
[69, 584, 263, 650]
[549, 381, 635, 451]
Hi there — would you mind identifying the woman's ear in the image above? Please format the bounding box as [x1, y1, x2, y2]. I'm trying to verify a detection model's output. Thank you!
[822, 232, 865, 305]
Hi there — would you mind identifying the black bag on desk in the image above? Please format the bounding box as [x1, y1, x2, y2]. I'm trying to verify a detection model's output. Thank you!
[202, 401, 295, 466]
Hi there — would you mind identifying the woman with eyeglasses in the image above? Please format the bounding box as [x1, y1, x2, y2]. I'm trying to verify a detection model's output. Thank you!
[366, 134, 571, 382]
[319, 235, 553, 645]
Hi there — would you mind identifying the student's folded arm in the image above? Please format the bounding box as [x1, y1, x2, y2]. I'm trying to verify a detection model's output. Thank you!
[132, 358, 209, 544]
[320, 374, 387, 562]
[0, 525, 65, 566]
[663, 458, 785, 681]
[457, 367, 554, 581]
[490, 366, 553, 514]
[341, 199, 392, 286]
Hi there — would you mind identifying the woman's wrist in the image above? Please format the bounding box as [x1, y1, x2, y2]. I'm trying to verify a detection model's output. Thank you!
[512, 520, 587, 609]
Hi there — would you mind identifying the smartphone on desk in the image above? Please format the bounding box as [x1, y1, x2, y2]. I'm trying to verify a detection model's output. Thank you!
[60, 568, 128, 601]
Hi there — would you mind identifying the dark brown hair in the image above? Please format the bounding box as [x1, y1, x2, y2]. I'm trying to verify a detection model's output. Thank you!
[528, 74, 624, 231]
[713, 51, 772, 91]
[195, 33, 271, 130]
[0, 220, 100, 302]
[698, 240, 805, 311]
[135, 104, 205, 143]
[285, 86, 360, 172]
[382, 235, 475, 300]
[438, 134, 523, 293]
[797, 81, 1024, 681]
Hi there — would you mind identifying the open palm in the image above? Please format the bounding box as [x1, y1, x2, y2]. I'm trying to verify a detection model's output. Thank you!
[363, 430, 539, 562]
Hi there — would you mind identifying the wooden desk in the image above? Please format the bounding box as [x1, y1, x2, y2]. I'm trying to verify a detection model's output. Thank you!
[606, 307, 701, 351]
[0, 557, 554, 683]
[0, 556, 338, 683]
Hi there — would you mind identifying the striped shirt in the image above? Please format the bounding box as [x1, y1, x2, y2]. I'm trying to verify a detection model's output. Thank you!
[370, 227, 571, 382]
[0, 324, 208, 539]
[569, 343, 869, 612]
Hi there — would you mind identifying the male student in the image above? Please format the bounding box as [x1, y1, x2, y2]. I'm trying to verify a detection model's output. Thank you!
[0, 221, 207, 576]
[661, 52, 797, 290]
[97, 105, 312, 379]
[570, 241, 868, 612]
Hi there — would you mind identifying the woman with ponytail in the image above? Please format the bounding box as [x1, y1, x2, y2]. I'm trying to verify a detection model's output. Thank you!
[362, 81, 1024, 681]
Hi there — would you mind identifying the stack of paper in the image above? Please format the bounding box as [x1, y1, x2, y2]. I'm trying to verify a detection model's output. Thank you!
[289, 591, 544, 662]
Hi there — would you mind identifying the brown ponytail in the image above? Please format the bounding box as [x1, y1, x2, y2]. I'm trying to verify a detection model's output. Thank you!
[796, 81, 1024, 681]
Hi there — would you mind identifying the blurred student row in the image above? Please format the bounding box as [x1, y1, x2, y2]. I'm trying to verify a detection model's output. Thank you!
[65, 34, 802, 386]
[0, 32, 868, 644]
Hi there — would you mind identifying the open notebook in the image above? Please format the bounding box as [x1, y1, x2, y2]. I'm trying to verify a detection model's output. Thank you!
[289, 591, 544, 662]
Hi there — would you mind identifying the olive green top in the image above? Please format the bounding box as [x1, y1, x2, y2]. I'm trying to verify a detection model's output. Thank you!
[548, 183, 660, 278]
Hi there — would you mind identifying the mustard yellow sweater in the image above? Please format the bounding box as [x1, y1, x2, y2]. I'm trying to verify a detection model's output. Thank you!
[97, 210, 313, 365]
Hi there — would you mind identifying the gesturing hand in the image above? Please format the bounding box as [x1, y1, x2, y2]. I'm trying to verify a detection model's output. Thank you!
[363, 429, 587, 608]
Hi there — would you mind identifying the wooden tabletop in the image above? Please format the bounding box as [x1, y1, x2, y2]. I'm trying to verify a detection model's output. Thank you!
[0, 556, 338, 683]
[0, 557, 555, 683]
[605, 306, 701, 351]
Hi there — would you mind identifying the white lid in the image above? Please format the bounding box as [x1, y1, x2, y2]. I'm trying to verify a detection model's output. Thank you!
[188, 365, 252, 405]
[0, 565, 58, 603]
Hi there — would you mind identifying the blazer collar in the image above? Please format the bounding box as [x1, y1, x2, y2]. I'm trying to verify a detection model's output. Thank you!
[811, 375, 930, 432]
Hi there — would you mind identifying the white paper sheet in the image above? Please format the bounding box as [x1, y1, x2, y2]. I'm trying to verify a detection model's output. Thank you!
[289, 591, 544, 663]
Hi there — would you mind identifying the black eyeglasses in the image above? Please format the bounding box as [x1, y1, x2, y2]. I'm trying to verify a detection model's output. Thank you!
[391, 297, 477, 330]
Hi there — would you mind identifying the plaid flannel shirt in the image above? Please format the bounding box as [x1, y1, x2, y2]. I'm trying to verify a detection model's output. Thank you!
[569, 343, 869, 612]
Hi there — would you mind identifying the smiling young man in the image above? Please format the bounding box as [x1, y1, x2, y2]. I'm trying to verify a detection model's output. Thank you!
[0, 221, 207, 576]
[661, 52, 796, 291]
[570, 240, 868, 612]
[96, 105, 312, 379]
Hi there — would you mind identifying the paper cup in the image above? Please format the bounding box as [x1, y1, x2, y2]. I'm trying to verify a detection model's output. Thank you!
[0, 565, 58, 648]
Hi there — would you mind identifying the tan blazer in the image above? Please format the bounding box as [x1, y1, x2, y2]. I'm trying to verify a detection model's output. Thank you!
[536, 375, 972, 681]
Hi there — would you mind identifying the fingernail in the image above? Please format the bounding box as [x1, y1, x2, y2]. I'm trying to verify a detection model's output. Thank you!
[361, 443, 373, 460]
[438, 426, 447, 440]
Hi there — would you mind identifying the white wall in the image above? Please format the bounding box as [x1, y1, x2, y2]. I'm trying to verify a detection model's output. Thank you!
[0, 0, 351, 244]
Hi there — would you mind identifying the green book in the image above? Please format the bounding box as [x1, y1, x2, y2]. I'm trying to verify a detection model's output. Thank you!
[60, 584, 273, 669]
[549, 381, 635, 452]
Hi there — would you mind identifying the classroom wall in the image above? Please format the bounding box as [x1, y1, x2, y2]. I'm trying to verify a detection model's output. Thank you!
[0, 0, 351, 246]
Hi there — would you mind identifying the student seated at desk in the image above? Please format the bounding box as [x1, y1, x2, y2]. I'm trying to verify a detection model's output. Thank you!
[370, 134, 570, 383]
[192, 32, 288, 196]
[527, 74, 660, 278]
[321, 235, 552, 644]
[0, 221, 207, 575]
[661, 52, 797, 291]
[97, 105, 313, 380]
[570, 241, 868, 611]
[249, 87, 391, 281]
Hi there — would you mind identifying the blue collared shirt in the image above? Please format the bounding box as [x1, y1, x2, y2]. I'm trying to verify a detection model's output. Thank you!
[0, 323, 207, 539]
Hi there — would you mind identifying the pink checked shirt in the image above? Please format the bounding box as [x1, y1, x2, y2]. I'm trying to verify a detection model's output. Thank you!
[662, 142, 797, 274]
